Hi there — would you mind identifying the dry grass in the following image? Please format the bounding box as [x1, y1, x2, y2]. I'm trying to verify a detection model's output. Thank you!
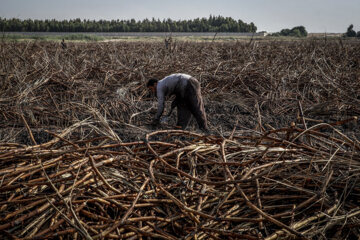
[0, 39, 360, 239]
[0, 39, 359, 140]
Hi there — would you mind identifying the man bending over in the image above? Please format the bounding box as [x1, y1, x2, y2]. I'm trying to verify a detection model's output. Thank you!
[147, 73, 208, 131]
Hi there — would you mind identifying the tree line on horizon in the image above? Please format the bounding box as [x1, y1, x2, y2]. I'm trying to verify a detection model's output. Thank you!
[0, 16, 257, 33]
[271, 26, 308, 37]
[272, 24, 360, 38]
[344, 24, 360, 38]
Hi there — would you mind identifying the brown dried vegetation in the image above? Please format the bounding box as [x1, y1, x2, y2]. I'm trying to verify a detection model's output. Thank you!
[0, 39, 360, 239]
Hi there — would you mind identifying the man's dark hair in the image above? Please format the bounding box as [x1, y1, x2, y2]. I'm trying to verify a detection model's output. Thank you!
[147, 78, 159, 87]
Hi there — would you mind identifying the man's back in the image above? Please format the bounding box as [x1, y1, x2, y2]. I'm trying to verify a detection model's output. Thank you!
[157, 73, 192, 99]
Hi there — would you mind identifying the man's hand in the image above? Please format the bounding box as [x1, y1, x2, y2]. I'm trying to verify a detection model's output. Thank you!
[151, 118, 160, 127]
[160, 116, 169, 123]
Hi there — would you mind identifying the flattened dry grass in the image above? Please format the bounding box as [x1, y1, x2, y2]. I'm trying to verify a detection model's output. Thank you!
[0, 39, 360, 239]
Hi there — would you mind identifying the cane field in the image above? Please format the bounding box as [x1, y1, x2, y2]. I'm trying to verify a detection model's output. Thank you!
[0, 36, 360, 239]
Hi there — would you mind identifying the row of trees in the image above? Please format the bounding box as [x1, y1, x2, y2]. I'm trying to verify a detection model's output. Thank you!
[0, 16, 257, 32]
[344, 24, 360, 38]
[271, 26, 308, 37]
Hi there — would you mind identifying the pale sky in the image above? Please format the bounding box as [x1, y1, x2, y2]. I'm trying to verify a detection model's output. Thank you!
[0, 0, 359, 33]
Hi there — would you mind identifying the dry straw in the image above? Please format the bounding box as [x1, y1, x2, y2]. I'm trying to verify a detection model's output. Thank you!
[0, 39, 360, 239]
[0, 118, 359, 239]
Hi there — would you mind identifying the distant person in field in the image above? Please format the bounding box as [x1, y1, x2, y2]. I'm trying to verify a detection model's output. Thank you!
[61, 39, 67, 49]
[147, 73, 208, 131]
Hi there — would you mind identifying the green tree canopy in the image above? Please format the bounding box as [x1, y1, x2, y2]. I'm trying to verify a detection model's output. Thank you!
[0, 16, 257, 33]
[272, 26, 308, 37]
[345, 24, 357, 37]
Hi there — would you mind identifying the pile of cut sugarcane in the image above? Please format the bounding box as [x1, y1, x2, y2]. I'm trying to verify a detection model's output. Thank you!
[1, 120, 360, 239]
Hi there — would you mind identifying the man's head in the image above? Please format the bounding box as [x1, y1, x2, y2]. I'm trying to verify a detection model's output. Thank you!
[147, 78, 159, 96]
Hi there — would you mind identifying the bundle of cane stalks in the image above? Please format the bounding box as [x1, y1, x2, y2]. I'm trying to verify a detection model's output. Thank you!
[1, 118, 360, 239]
